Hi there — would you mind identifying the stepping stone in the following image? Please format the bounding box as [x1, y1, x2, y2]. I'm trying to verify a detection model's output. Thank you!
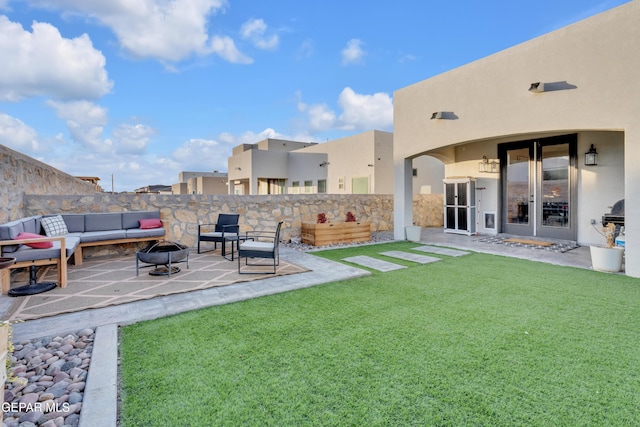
[342, 256, 406, 272]
[380, 251, 441, 264]
[412, 245, 470, 257]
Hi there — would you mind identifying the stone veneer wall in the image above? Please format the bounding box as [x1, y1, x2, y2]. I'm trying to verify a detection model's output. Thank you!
[23, 193, 443, 257]
[0, 144, 95, 224]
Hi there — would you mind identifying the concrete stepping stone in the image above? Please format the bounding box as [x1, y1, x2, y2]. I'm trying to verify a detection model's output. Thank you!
[380, 251, 441, 264]
[412, 245, 470, 257]
[342, 255, 406, 272]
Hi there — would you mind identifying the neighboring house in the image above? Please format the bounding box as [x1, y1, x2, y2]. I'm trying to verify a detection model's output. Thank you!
[134, 184, 172, 194]
[392, 2, 639, 276]
[228, 130, 443, 195]
[172, 171, 229, 195]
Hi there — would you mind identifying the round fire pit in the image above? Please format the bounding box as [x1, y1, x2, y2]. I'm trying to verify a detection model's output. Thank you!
[0, 257, 16, 270]
[136, 241, 189, 276]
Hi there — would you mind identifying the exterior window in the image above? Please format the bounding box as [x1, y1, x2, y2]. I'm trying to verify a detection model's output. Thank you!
[318, 179, 327, 193]
[352, 177, 369, 194]
[292, 181, 299, 194]
[338, 178, 345, 191]
[304, 180, 313, 193]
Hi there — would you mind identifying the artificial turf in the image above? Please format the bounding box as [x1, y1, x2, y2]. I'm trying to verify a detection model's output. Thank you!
[119, 242, 640, 426]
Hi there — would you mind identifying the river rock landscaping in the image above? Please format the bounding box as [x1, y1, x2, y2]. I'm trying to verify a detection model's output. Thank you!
[3, 328, 94, 427]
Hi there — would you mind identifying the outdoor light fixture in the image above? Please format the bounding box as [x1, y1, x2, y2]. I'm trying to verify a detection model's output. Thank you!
[234, 167, 241, 171]
[529, 82, 546, 93]
[478, 156, 499, 173]
[585, 144, 598, 166]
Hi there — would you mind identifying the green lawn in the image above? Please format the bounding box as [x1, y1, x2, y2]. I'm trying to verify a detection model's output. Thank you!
[119, 242, 640, 426]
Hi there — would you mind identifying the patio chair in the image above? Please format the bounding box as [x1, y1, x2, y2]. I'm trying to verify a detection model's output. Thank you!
[237, 221, 283, 274]
[197, 214, 240, 260]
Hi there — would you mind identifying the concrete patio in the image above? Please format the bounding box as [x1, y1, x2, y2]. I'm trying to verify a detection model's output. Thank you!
[0, 227, 599, 427]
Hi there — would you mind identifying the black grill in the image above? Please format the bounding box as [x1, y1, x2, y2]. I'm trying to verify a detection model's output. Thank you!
[602, 199, 624, 229]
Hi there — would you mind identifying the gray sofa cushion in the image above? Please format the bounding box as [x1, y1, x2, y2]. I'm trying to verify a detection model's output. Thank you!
[0, 216, 42, 254]
[125, 228, 166, 239]
[61, 214, 85, 233]
[79, 230, 127, 243]
[85, 213, 122, 232]
[10, 236, 80, 262]
[122, 211, 161, 229]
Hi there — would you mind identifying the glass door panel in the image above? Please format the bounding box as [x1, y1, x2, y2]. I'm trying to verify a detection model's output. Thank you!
[502, 146, 533, 236]
[540, 143, 570, 228]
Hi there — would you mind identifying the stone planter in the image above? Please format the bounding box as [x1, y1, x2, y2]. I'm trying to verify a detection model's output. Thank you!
[590, 245, 624, 272]
[301, 222, 371, 246]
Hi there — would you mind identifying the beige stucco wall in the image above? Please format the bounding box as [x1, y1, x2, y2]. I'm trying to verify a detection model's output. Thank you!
[228, 131, 444, 196]
[300, 130, 392, 193]
[0, 144, 95, 223]
[393, 1, 640, 275]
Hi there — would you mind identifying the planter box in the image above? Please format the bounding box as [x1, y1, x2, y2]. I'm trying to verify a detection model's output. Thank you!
[301, 222, 371, 246]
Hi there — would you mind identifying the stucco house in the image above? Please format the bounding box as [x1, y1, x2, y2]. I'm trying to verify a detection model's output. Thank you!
[393, 1, 639, 276]
[228, 130, 443, 196]
[172, 171, 229, 195]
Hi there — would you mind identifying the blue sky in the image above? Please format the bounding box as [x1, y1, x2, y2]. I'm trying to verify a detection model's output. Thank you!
[0, 0, 630, 192]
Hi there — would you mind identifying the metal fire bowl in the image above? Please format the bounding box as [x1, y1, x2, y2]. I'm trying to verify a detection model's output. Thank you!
[0, 257, 16, 269]
[137, 242, 189, 265]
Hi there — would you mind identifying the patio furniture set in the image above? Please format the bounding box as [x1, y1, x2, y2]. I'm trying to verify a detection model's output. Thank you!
[0, 211, 283, 295]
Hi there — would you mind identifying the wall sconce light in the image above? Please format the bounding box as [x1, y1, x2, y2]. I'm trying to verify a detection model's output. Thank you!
[367, 164, 374, 167]
[234, 167, 241, 171]
[529, 82, 545, 93]
[585, 144, 598, 166]
[478, 156, 499, 173]
[319, 161, 329, 167]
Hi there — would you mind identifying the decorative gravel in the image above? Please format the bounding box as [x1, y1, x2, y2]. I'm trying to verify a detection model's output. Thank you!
[3, 328, 94, 427]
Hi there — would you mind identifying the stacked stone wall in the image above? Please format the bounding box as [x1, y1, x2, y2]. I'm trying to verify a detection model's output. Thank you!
[23, 193, 443, 257]
[0, 144, 95, 223]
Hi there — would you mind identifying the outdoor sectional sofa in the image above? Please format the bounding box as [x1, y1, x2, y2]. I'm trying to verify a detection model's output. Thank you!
[0, 211, 165, 294]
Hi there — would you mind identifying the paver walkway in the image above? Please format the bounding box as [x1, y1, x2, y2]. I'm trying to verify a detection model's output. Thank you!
[380, 250, 441, 264]
[342, 255, 407, 272]
[412, 245, 470, 257]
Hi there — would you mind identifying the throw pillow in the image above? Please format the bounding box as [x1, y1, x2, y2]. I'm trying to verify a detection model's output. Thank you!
[41, 215, 69, 237]
[139, 218, 163, 229]
[15, 232, 53, 249]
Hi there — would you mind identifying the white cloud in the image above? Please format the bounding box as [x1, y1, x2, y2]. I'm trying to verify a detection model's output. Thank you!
[307, 104, 337, 133]
[0, 16, 112, 101]
[336, 87, 393, 130]
[209, 36, 253, 64]
[112, 123, 155, 155]
[172, 138, 226, 171]
[0, 113, 41, 152]
[240, 18, 279, 50]
[298, 87, 393, 133]
[26, 0, 253, 64]
[296, 39, 314, 60]
[341, 38, 365, 65]
[47, 100, 109, 150]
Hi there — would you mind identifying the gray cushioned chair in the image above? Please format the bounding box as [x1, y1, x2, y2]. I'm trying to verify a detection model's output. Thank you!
[237, 221, 283, 274]
[197, 214, 240, 259]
